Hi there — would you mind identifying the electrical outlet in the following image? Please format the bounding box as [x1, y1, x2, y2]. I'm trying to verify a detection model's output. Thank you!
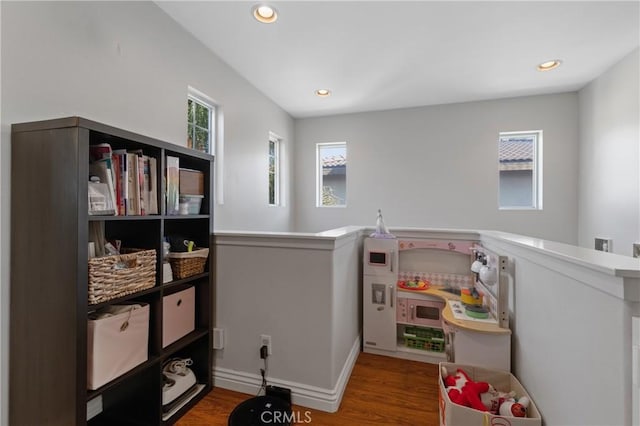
[595, 237, 613, 253]
[633, 243, 640, 258]
[260, 334, 272, 356]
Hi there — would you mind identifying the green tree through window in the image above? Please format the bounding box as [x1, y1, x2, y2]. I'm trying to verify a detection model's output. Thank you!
[269, 135, 280, 205]
[187, 97, 213, 153]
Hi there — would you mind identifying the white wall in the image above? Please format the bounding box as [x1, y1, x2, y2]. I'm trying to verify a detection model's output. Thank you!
[480, 232, 640, 426]
[1, 1, 295, 232]
[330, 234, 361, 387]
[294, 93, 579, 244]
[0, 3, 4, 422]
[0, 2, 294, 423]
[213, 229, 362, 412]
[578, 48, 640, 256]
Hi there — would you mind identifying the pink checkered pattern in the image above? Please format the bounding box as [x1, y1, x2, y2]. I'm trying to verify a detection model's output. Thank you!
[398, 271, 471, 287]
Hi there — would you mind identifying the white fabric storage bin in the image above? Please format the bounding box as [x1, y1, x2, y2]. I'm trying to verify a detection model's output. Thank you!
[87, 303, 149, 390]
[163, 286, 195, 347]
[439, 362, 541, 426]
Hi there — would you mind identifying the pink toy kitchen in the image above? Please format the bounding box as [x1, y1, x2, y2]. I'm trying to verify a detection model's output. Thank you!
[363, 234, 511, 371]
[362, 230, 546, 424]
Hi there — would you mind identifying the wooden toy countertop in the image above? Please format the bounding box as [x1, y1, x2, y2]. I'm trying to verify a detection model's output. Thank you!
[398, 285, 512, 335]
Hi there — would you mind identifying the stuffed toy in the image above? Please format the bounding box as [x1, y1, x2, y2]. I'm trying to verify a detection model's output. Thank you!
[498, 396, 530, 417]
[479, 383, 531, 417]
[480, 385, 516, 413]
[441, 366, 490, 412]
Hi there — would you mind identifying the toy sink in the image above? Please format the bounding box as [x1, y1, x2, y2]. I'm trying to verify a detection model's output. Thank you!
[440, 287, 461, 296]
[460, 288, 483, 305]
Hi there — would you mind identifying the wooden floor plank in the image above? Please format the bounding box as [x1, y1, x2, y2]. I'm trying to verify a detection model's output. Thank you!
[176, 352, 440, 425]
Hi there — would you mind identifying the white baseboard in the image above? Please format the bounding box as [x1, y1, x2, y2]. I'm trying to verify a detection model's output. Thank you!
[213, 335, 361, 413]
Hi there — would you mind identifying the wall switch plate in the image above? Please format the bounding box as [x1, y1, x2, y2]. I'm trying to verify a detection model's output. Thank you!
[633, 243, 640, 258]
[213, 328, 224, 349]
[595, 237, 613, 252]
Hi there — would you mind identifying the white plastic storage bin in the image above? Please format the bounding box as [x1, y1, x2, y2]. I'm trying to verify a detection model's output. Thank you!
[178, 194, 203, 215]
[87, 303, 149, 390]
[163, 286, 195, 347]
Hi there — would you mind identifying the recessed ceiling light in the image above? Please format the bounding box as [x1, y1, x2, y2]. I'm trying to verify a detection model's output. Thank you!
[537, 60, 562, 72]
[252, 4, 278, 24]
[315, 89, 331, 97]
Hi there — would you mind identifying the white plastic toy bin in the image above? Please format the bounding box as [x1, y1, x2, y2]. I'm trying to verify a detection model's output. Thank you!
[87, 303, 149, 390]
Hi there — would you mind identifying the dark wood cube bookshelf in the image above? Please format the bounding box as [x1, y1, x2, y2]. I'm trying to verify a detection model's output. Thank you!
[10, 117, 214, 425]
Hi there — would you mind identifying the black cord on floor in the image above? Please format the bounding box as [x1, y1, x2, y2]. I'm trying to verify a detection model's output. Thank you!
[256, 356, 268, 396]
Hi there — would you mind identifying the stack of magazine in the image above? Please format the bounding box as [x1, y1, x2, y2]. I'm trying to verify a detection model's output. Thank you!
[88, 143, 159, 216]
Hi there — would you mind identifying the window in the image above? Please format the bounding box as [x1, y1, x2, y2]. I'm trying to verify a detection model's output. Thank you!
[498, 131, 542, 209]
[317, 142, 347, 207]
[187, 87, 224, 205]
[187, 93, 215, 154]
[268, 133, 281, 206]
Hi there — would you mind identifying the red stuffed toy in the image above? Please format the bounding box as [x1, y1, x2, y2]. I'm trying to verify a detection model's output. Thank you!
[442, 366, 490, 412]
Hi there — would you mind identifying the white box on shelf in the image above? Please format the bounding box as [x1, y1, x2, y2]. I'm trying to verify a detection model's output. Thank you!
[163, 286, 195, 347]
[87, 303, 149, 390]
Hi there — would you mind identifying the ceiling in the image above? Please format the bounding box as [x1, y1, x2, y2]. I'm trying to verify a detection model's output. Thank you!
[157, 1, 640, 119]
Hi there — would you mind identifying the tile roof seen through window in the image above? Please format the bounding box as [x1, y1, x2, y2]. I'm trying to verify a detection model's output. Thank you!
[499, 136, 534, 171]
[322, 155, 347, 167]
[499, 138, 533, 162]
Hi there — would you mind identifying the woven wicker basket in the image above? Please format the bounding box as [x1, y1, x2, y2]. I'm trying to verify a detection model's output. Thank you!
[167, 248, 209, 280]
[88, 249, 156, 305]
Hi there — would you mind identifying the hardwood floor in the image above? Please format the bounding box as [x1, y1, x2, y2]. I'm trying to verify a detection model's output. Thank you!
[177, 352, 441, 425]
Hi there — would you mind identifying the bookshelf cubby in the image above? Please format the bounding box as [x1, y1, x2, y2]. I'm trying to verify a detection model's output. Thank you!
[10, 117, 214, 425]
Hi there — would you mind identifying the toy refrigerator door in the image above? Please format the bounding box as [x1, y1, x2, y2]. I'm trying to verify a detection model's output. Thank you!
[363, 277, 396, 352]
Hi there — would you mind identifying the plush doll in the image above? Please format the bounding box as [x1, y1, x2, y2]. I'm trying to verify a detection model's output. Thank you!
[441, 366, 490, 412]
[480, 385, 516, 413]
[498, 396, 530, 417]
[480, 384, 530, 417]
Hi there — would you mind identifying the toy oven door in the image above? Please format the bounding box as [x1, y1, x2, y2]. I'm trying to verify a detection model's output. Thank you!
[408, 298, 444, 328]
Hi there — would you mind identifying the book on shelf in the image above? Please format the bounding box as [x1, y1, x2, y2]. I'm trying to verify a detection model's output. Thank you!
[137, 155, 146, 216]
[89, 143, 113, 163]
[88, 158, 118, 216]
[90, 144, 157, 216]
[130, 149, 158, 216]
[88, 181, 116, 216]
[111, 153, 122, 216]
[166, 156, 180, 215]
[148, 156, 159, 214]
[126, 153, 140, 215]
[112, 149, 128, 216]
[143, 156, 151, 216]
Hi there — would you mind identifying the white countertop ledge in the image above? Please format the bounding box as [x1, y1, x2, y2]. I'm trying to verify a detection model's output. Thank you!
[214, 226, 640, 302]
[213, 226, 365, 250]
[214, 226, 640, 281]
[214, 225, 364, 239]
[480, 230, 640, 279]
